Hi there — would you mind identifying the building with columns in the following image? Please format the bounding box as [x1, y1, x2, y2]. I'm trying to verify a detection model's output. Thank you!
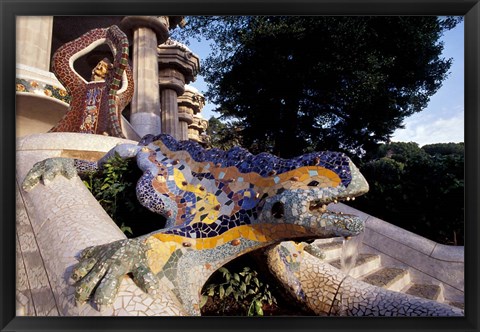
[16, 16, 209, 144]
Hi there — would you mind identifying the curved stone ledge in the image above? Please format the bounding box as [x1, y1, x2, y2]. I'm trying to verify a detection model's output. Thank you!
[327, 203, 464, 263]
[16, 64, 71, 105]
[16, 133, 186, 316]
[430, 243, 464, 262]
[16, 64, 65, 90]
[16, 90, 69, 108]
[17, 132, 137, 152]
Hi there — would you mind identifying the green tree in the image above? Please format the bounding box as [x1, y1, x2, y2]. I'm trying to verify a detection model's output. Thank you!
[422, 142, 464, 157]
[173, 16, 460, 158]
[206, 116, 243, 150]
[371, 141, 429, 163]
[351, 142, 464, 245]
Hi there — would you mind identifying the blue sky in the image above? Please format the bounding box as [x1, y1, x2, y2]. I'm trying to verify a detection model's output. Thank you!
[185, 19, 464, 147]
[391, 20, 464, 146]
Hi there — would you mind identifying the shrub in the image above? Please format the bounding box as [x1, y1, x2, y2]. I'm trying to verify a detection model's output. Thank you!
[81, 153, 163, 237]
[201, 266, 277, 316]
[352, 142, 464, 245]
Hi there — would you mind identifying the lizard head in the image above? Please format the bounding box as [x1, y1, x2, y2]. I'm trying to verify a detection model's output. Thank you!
[255, 152, 369, 239]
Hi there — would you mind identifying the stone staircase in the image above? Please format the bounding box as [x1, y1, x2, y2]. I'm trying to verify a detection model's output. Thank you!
[312, 238, 448, 304]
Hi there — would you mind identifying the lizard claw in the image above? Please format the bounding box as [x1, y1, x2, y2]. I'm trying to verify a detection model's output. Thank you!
[22, 157, 77, 191]
[71, 238, 160, 308]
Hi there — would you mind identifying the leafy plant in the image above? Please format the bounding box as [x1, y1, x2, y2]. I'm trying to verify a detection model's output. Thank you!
[82, 152, 136, 235]
[81, 152, 163, 237]
[200, 266, 277, 316]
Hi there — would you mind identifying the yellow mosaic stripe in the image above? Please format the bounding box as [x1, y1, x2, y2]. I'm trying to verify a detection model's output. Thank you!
[150, 223, 309, 252]
[146, 224, 307, 274]
[145, 236, 180, 274]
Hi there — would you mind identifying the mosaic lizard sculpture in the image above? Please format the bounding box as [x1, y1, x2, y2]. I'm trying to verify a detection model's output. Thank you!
[49, 25, 134, 137]
[22, 134, 368, 315]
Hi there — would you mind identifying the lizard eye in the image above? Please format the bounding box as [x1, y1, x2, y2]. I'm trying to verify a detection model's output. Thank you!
[272, 201, 284, 219]
[307, 181, 319, 187]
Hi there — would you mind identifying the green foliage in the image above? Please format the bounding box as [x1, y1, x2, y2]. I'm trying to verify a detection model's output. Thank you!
[82, 153, 163, 237]
[352, 142, 464, 245]
[422, 142, 464, 157]
[206, 116, 243, 150]
[369, 141, 428, 162]
[173, 16, 460, 157]
[82, 153, 134, 235]
[201, 266, 277, 316]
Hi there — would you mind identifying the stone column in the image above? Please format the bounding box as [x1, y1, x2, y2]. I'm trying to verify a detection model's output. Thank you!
[16, 16, 70, 138]
[158, 68, 184, 139]
[178, 85, 204, 141]
[16, 16, 53, 71]
[189, 114, 209, 145]
[177, 105, 194, 141]
[120, 16, 170, 137]
[157, 39, 200, 140]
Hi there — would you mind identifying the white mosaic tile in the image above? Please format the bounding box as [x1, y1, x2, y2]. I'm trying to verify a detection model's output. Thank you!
[266, 242, 464, 317]
[17, 133, 137, 153]
[17, 146, 191, 316]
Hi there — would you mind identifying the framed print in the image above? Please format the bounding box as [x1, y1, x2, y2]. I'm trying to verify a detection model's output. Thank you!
[1, 1, 479, 331]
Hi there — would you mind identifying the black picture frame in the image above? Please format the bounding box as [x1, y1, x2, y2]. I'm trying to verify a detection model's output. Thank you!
[1, 1, 478, 331]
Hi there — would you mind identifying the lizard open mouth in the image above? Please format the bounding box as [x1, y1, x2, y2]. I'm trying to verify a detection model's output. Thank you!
[308, 201, 329, 214]
[308, 197, 355, 214]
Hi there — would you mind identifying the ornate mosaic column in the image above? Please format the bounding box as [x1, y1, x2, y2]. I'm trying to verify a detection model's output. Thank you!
[120, 16, 171, 137]
[16, 16, 71, 137]
[177, 85, 205, 141]
[158, 39, 200, 140]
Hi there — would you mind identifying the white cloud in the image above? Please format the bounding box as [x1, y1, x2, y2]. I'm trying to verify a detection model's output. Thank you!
[392, 107, 464, 147]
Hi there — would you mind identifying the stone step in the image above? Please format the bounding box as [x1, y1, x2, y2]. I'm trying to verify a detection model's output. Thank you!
[404, 283, 443, 302]
[311, 238, 344, 261]
[328, 253, 381, 279]
[361, 267, 411, 292]
[311, 238, 452, 306]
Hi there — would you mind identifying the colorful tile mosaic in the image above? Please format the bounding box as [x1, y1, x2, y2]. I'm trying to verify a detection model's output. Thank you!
[22, 133, 369, 315]
[16, 78, 71, 104]
[48, 25, 133, 137]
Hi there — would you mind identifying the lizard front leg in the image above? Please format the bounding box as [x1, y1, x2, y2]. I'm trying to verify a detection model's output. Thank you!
[22, 157, 77, 191]
[21, 143, 141, 191]
[71, 236, 161, 308]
